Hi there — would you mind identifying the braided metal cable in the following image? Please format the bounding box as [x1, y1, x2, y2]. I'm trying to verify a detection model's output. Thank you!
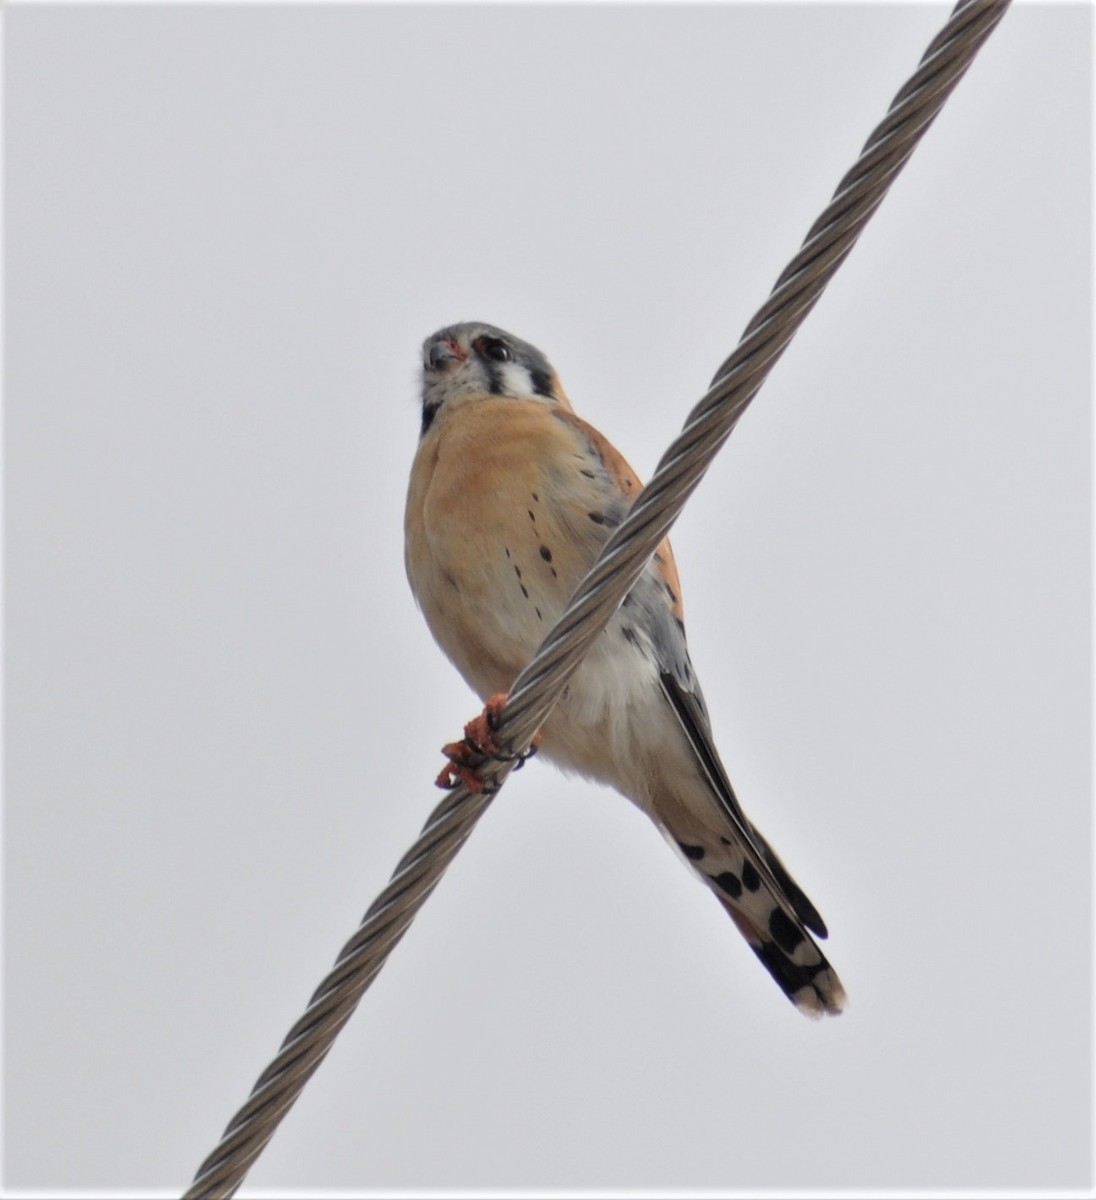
[184, 2, 1009, 1194]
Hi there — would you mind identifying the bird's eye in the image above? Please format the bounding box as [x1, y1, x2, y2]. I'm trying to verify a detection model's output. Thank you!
[475, 336, 513, 364]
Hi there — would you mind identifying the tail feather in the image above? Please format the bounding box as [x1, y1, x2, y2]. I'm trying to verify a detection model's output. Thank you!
[670, 827, 846, 1018]
[749, 824, 829, 939]
[719, 893, 846, 1019]
[653, 671, 844, 1017]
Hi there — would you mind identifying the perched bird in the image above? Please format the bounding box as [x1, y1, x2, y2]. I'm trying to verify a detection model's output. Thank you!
[404, 321, 846, 1018]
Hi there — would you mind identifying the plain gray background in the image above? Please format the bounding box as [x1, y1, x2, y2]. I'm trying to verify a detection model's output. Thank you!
[4, 2, 1092, 1193]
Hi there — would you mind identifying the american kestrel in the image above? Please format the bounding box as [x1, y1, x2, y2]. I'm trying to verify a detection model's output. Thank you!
[405, 322, 846, 1018]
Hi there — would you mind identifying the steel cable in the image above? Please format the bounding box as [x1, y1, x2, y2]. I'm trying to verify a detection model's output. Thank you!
[184, 2, 1009, 1193]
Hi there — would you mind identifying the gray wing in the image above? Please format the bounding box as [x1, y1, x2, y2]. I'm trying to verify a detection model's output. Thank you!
[542, 406, 830, 944]
[631, 568, 828, 939]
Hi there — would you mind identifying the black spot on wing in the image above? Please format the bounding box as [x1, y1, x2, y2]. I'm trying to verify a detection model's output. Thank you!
[678, 842, 705, 862]
[741, 861, 761, 892]
[628, 569, 691, 691]
[659, 667, 822, 940]
[620, 624, 653, 662]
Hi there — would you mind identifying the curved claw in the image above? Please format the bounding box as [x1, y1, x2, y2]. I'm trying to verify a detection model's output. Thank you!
[461, 692, 509, 759]
[435, 757, 499, 795]
[434, 692, 542, 792]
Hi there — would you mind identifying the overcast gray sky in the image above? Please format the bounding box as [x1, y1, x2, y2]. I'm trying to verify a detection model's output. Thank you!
[4, 2, 1092, 1194]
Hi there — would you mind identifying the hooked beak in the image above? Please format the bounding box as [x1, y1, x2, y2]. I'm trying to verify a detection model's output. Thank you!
[426, 338, 465, 371]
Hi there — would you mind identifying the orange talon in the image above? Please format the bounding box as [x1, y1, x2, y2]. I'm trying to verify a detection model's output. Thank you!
[435, 735, 491, 793]
[434, 692, 542, 792]
[435, 759, 493, 794]
[462, 692, 510, 758]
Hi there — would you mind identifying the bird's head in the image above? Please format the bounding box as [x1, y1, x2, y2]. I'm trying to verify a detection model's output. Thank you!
[419, 322, 570, 435]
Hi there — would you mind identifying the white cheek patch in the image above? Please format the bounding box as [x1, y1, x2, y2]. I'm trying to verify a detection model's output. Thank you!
[497, 361, 539, 399]
[423, 357, 550, 415]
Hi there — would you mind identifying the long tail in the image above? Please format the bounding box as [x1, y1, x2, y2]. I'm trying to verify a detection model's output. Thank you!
[655, 673, 845, 1018]
[667, 822, 846, 1019]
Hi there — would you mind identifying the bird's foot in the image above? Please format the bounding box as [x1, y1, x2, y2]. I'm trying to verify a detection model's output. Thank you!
[435, 692, 542, 793]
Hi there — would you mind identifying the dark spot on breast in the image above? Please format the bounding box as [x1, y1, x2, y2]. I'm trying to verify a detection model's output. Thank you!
[741, 861, 761, 892]
[664, 582, 678, 604]
[714, 871, 743, 899]
[580, 469, 596, 479]
[531, 492, 539, 502]
[535, 606, 542, 620]
[505, 547, 511, 559]
[442, 569, 460, 592]
[520, 584, 529, 599]
[678, 842, 705, 862]
[588, 511, 607, 525]
[528, 509, 536, 523]
[769, 908, 805, 954]
[674, 616, 686, 635]
[539, 545, 553, 563]
[550, 568, 557, 578]
[514, 565, 522, 580]
[719, 836, 732, 847]
[621, 625, 638, 646]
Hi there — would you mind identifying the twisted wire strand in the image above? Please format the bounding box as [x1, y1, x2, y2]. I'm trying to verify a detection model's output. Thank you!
[184, 3, 1008, 1194]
